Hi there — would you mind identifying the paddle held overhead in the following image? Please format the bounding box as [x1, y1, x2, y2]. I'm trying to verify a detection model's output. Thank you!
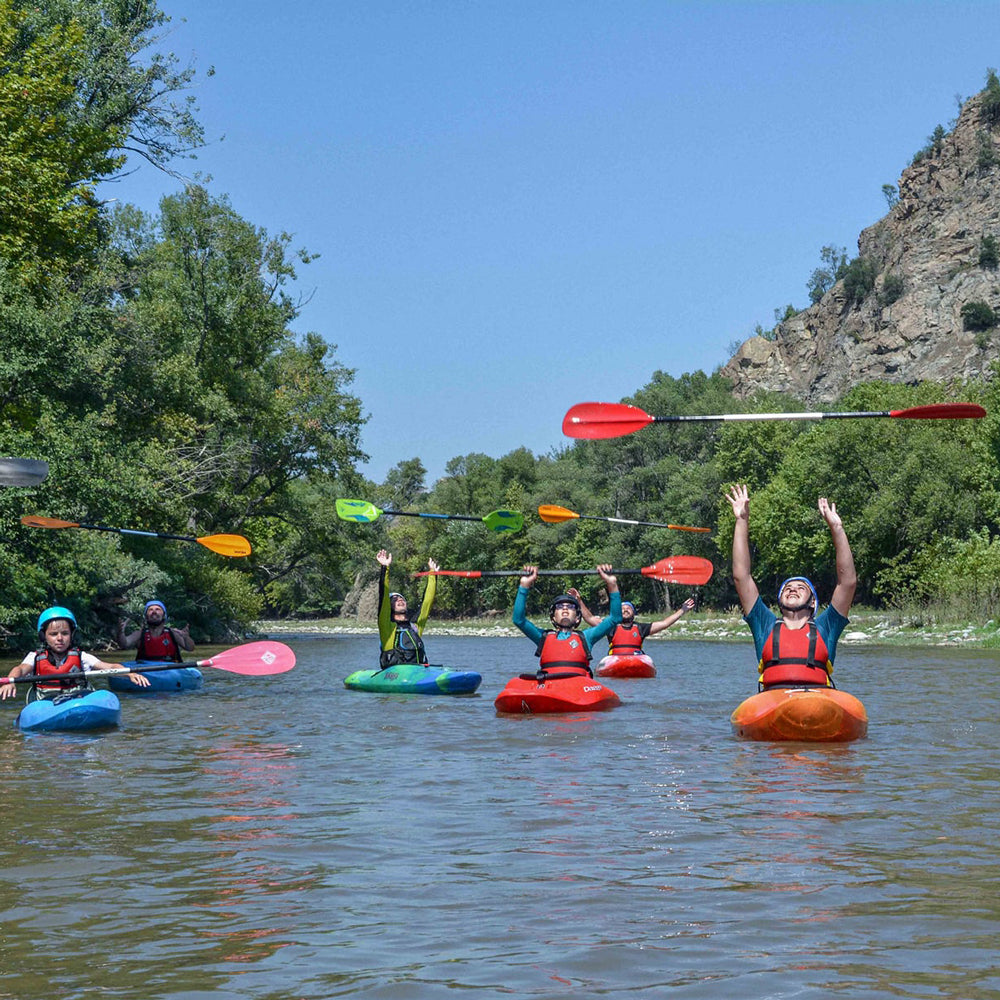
[413, 555, 714, 586]
[336, 498, 523, 533]
[538, 504, 711, 533]
[0, 640, 296, 685]
[562, 401, 988, 440]
[21, 516, 251, 557]
[0, 458, 49, 486]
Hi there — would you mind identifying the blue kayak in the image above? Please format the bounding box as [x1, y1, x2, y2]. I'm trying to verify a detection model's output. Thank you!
[107, 661, 203, 693]
[14, 689, 121, 732]
[344, 663, 482, 695]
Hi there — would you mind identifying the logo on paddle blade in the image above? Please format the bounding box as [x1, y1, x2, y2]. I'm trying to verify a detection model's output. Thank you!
[261, 650, 276, 665]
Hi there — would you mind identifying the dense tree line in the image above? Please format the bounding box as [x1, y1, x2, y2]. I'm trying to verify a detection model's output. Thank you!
[363, 372, 1000, 624]
[0, 1, 366, 648]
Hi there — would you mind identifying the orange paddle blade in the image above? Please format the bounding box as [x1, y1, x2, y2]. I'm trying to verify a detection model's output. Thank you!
[537, 504, 580, 523]
[21, 515, 80, 529]
[196, 534, 253, 557]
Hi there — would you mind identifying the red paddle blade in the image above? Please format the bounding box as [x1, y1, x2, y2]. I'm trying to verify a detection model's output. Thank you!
[640, 556, 714, 585]
[890, 403, 986, 419]
[562, 402, 654, 439]
[199, 640, 296, 675]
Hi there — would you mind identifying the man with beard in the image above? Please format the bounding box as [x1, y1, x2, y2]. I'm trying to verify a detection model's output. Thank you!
[571, 590, 697, 650]
[726, 484, 856, 690]
[117, 600, 194, 662]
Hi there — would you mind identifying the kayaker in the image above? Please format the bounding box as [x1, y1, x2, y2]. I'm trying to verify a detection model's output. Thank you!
[726, 484, 856, 690]
[513, 564, 622, 676]
[376, 549, 439, 668]
[571, 589, 697, 651]
[116, 599, 194, 662]
[1, 606, 150, 700]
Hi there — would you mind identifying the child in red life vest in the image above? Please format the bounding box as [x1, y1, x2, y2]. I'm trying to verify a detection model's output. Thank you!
[1, 606, 150, 701]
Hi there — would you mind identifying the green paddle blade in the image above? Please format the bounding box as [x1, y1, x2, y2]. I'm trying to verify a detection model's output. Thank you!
[482, 509, 523, 533]
[336, 498, 383, 523]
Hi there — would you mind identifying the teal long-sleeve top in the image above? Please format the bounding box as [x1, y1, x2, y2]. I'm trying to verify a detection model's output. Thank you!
[513, 586, 622, 654]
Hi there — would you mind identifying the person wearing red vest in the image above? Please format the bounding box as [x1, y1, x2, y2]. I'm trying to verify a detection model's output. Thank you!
[573, 591, 697, 651]
[1, 606, 150, 701]
[512, 564, 622, 676]
[726, 484, 857, 690]
[117, 600, 194, 662]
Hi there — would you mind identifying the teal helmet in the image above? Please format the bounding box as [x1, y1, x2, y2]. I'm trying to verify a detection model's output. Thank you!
[37, 606, 77, 633]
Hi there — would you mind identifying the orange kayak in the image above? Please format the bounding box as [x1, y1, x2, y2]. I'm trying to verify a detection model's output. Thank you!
[596, 653, 656, 678]
[494, 673, 621, 714]
[731, 687, 868, 742]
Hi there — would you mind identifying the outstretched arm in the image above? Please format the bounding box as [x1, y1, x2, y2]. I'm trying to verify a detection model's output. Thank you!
[647, 597, 696, 636]
[568, 588, 600, 627]
[726, 484, 759, 615]
[820, 497, 856, 617]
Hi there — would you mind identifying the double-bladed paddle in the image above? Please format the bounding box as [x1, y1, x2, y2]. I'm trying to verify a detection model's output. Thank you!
[538, 504, 711, 533]
[21, 516, 252, 557]
[336, 498, 523, 533]
[413, 555, 714, 586]
[0, 458, 49, 486]
[0, 640, 296, 685]
[562, 401, 988, 439]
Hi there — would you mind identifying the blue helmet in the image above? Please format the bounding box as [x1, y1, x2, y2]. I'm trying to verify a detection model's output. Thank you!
[37, 606, 77, 633]
[621, 601, 636, 613]
[144, 600, 167, 620]
[777, 577, 818, 615]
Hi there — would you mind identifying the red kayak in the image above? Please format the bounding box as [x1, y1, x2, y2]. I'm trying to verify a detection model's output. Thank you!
[596, 653, 656, 678]
[731, 687, 868, 742]
[494, 672, 621, 714]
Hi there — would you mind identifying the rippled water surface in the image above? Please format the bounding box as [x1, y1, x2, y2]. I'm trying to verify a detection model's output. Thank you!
[1, 635, 998, 999]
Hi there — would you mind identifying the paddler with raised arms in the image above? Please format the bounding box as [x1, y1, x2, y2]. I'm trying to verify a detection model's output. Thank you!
[513, 564, 622, 676]
[571, 589, 696, 651]
[376, 549, 439, 668]
[726, 484, 856, 689]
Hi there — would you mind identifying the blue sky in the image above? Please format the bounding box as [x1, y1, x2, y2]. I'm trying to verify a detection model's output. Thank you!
[106, 1, 1000, 486]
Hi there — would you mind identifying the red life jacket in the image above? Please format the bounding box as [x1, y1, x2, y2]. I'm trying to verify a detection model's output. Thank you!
[32, 648, 85, 691]
[608, 623, 644, 655]
[137, 628, 182, 663]
[535, 630, 592, 676]
[759, 621, 832, 688]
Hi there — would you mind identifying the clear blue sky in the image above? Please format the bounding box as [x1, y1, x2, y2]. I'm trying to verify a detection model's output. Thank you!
[107, 1, 1000, 486]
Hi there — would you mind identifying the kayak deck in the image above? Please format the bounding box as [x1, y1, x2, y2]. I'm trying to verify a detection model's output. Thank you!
[731, 687, 868, 742]
[596, 653, 656, 678]
[494, 672, 620, 714]
[108, 661, 203, 693]
[344, 663, 482, 695]
[14, 689, 121, 733]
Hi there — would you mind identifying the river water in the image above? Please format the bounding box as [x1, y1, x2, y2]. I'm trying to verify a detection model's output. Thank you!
[0, 634, 997, 1000]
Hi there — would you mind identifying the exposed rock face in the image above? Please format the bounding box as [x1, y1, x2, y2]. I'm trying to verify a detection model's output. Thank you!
[721, 92, 1000, 402]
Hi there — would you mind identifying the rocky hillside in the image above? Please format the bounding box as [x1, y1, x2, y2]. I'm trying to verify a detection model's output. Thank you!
[721, 87, 1000, 402]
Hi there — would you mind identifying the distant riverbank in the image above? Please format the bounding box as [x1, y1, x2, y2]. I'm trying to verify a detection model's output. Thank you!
[255, 609, 1000, 648]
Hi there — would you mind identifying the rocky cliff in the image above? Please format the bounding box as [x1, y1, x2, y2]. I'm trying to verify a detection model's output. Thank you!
[720, 89, 1000, 402]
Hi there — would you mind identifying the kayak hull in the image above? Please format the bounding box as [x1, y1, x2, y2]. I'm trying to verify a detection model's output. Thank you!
[596, 653, 656, 678]
[494, 674, 621, 714]
[344, 663, 482, 695]
[108, 661, 203, 693]
[14, 690, 121, 732]
[731, 687, 868, 742]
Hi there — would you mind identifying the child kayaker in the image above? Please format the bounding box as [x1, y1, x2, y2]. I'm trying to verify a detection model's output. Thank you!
[726, 484, 856, 690]
[571, 589, 697, 652]
[513, 564, 623, 676]
[116, 599, 195, 662]
[1, 606, 150, 700]
[375, 549, 439, 669]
